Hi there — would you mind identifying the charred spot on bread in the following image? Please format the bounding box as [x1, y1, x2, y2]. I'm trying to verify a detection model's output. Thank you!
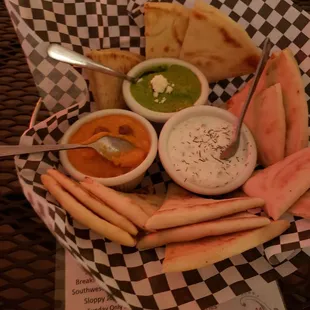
[219, 28, 241, 48]
[244, 55, 260, 69]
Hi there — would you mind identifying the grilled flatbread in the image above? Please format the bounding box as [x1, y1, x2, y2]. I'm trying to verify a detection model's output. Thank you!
[87, 49, 144, 110]
[124, 193, 165, 217]
[137, 212, 270, 250]
[144, 2, 190, 59]
[41, 174, 136, 247]
[180, 0, 261, 82]
[228, 83, 286, 167]
[145, 183, 265, 230]
[163, 220, 290, 272]
[47, 169, 138, 236]
[80, 178, 150, 230]
[243, 147, 310, 220]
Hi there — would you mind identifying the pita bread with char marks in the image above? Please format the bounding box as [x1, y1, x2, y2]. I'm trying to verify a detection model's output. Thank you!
[144, 2, 190, 59]
[145, 183, 265, 230]
[228, 83, 286, 167]
[163, 220, 290, 272]
[87, 49, 144, 110]
[179, 0, 261, 83]
[137, 212, 270, 250]
[243, 147, 310, 220]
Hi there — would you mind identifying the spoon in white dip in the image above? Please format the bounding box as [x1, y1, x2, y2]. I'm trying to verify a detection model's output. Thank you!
[0, 136, 135, 160]
[220, 37, 272, 160]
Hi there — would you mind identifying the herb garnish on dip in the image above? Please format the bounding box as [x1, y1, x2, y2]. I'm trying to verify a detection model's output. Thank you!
[130, 64, 201, 113]
[159, 106, 257, 195]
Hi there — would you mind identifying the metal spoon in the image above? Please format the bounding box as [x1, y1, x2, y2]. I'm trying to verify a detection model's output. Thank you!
[220, 38, 272, 160]
[47, 44, 139, 83]
[0, 136, 134, 159]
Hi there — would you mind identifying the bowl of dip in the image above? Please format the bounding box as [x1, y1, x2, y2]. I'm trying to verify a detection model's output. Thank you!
[158, 106, 257, 195]
[60, 109, 158, 192]
[122, 58, 209, 123]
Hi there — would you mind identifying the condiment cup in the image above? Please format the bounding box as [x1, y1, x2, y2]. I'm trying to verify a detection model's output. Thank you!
[158, 106, 257, 196]
[60, 109, 158, 192]
[122, 58, 210, 123]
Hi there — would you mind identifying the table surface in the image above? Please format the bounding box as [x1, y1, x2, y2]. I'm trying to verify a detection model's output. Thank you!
[1, 1, 310, 310]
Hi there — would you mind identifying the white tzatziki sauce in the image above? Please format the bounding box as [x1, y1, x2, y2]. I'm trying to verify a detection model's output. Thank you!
[168, 116, 253, 188]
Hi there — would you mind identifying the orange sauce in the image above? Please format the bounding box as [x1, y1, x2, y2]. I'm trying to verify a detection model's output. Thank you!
[67, 115, 151, 178]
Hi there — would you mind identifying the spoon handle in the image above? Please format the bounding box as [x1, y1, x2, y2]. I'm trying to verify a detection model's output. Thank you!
[235, 38, 273, 139]
[47, 44, 136, 83]
[0, 143, 88, 157]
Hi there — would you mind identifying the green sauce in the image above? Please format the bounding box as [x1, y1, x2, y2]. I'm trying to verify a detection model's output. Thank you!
[130, 65, 201, 113]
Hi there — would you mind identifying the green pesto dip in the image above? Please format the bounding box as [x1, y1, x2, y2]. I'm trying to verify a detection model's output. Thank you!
[130, 65, 201, 113]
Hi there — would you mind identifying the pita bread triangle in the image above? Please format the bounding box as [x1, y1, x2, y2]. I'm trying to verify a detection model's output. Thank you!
[228, 83, 286, 167]
[87, 49, 144, 110]
[227, 48, 308, 157]
[163, 220, 290, 272]
[179, 0, 261, 83]
[144, 2, 190, 59]
[137, 211, 270, 250]
[145, 183, 265, 230]
[243, 147, 310, 220]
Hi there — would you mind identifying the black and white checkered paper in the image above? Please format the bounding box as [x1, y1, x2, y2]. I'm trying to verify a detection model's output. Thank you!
[5, 0, 310, 308]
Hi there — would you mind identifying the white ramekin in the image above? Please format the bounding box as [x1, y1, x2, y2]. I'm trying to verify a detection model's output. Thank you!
[158, 106, 257, 196]
[122, 58, 210, 123]
[59, 109, 158, 192]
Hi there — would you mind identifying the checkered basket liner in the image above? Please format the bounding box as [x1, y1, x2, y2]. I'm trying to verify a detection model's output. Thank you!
[5, 0, 310, 308]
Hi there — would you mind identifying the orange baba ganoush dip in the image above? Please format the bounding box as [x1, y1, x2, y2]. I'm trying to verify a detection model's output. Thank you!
[67, 115, 151, 178]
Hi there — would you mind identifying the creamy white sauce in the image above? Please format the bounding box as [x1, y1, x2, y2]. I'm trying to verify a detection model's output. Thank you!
[168, 116, 252, 188]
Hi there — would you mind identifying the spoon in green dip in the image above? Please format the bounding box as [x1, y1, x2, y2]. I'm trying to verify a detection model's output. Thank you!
[47, 44, 139, 84]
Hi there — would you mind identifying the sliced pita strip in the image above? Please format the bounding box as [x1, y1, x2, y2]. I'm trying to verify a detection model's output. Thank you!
[80, 178, 149, 229]
[137, 212, 270, 250]
[145, 195, 265, 230]
[163, 220, 290, 272]
[124, 193, 165, 217]
[47, 169, 138, 236]
[288, 190, 310, 219]
[243, 147, 310, 220]
[41, 175, 136, 247]
[87, 49, 144, 110]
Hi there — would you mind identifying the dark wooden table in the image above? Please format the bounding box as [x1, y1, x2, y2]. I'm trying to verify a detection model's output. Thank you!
[0, 1, 309, 309]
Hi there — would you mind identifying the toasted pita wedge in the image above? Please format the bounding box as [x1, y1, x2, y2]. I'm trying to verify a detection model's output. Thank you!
[137, 212, 270, 250]
[80, 178, 149, 230]
[180, 0, 260, 83]
[41, 175, 136, 247]
[144, 2, 190, 59]
[228, 84, 286, 167]
[227, 49, 308, 157]
[163, 220, 290, 272]
[47, 169, 138, 236]
[243, 147, 310, 220]
[124, 193, 165, 217]
[87, 49, 144, 110]
[288, 190, 310, 219]
[145, 183, 265, 230]
[265, 49, 308, 156]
